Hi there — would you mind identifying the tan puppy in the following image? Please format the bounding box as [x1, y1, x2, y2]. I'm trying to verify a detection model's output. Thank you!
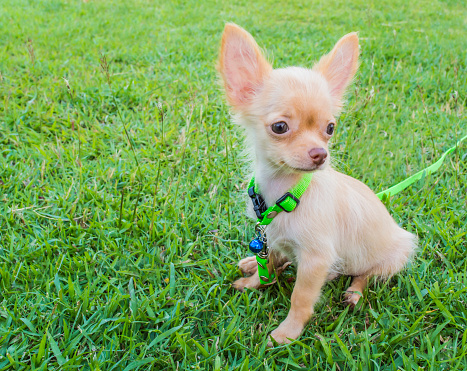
[218, 23, 417, 345]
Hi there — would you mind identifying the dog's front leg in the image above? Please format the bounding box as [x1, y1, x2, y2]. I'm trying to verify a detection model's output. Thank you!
[269, 254, 329, 345]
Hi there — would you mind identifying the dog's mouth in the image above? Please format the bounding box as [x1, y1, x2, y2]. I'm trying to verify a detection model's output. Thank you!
[275, 159, 327, 173]
[289, 160, 327, 172]
[289, 166, 321, 172]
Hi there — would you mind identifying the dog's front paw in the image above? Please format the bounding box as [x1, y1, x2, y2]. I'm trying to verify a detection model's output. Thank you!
[268, 320, 304, 347]
[238, 256, 258, 275]
[232, 276, 260, 292]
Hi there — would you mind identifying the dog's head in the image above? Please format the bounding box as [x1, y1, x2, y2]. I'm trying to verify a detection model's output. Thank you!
[218, 23, 359, 173]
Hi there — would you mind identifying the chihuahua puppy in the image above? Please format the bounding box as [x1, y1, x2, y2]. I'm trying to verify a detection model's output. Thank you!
[218, 23, 417, 345]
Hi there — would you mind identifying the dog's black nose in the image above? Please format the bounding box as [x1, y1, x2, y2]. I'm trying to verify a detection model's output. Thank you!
[309, 148, 327, 166]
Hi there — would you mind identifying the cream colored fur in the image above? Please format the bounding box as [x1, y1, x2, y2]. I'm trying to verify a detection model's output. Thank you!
[218, 23, 417, 346]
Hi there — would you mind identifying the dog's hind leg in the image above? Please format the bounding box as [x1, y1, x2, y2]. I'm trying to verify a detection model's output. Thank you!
[238, 251, 290, 276]
[238, 256, 258, 275]
[344, 274, 368, 308]
[343, 233, 415, 308]
[233, 251, 291, 291]
[232, 270, 261, 291]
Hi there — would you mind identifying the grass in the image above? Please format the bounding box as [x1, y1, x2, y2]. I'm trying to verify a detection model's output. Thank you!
[0, 0, 466, 369]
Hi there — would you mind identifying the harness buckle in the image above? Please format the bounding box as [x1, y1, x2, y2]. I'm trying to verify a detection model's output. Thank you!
[248, 186, 267, 220]
[275, 192, 300, 212]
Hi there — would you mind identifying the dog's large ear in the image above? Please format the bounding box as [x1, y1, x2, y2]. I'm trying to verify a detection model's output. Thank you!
[314, 33, 359, 113]
[218, 23, 272, 109]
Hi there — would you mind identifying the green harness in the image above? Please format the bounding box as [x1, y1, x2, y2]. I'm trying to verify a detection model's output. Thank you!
[248, 134, 467, 285]
[247, 174, 313, 284]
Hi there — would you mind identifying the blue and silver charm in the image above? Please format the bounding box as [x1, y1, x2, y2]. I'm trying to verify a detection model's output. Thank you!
[248, 223, 274, 284]
[249, 223, 267, 253]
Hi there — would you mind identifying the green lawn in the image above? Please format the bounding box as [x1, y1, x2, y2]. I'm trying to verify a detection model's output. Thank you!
[1, 0, 466, 369]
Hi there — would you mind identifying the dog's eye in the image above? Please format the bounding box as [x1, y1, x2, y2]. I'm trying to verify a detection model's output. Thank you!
[326, 123, 335, 136]
[271, 121, 289, 134]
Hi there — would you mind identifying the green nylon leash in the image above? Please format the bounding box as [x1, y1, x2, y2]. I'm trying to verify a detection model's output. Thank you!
[376, 134, 467, 200]
[248, 134, 466, 285]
